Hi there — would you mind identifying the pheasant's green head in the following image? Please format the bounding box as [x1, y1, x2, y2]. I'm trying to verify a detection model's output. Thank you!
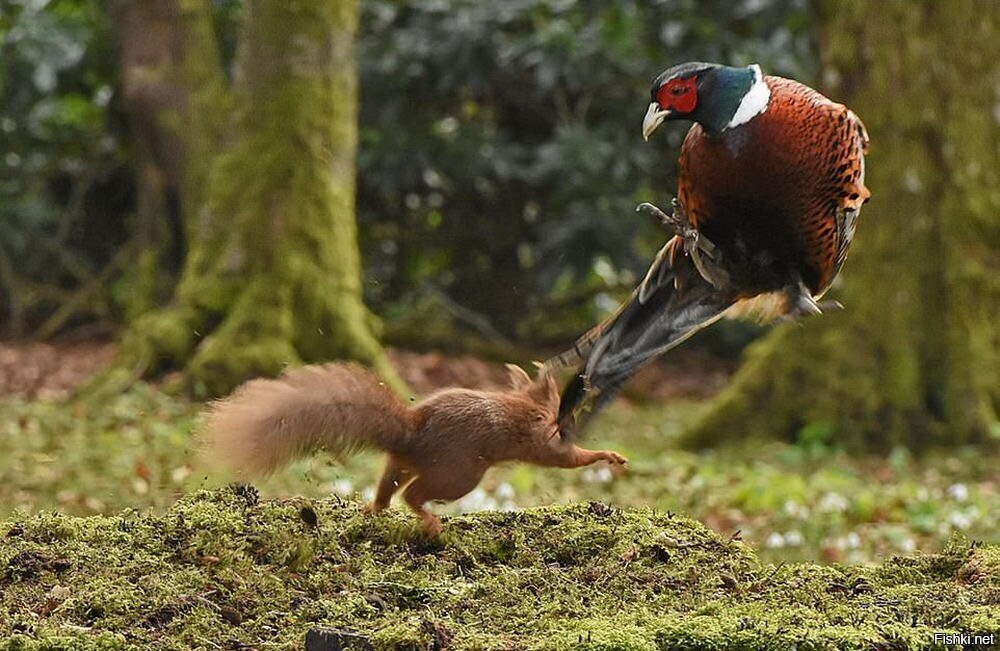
[643, 62, 771, 138]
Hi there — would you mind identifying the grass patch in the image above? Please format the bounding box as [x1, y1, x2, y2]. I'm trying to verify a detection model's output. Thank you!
[1, 488, 997, 649]
[0, 385, 997, 564]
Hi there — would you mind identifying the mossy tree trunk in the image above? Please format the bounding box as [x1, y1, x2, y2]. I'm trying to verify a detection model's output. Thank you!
[685, 1, 998, 450]
[111, 0, 228, 319]
[114, 0, 402, 397]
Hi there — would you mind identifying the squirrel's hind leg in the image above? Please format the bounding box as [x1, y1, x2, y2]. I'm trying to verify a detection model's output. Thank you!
[402, 467, 486, 537]
[364, 454, 412, 515]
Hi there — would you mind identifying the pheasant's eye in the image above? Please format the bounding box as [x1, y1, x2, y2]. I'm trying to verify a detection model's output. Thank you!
[672, 86, 686, 96]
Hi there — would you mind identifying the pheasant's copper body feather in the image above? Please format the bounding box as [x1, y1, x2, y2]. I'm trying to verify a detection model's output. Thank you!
[552, 64, 870, 429]
[678, 76, 869, 298]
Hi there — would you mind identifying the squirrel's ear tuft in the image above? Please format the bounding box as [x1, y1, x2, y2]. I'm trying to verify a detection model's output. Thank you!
[526, 363, 560, 413]
[505, 363, 532, 391]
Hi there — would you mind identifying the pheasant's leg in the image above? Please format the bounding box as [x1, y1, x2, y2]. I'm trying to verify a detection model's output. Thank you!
[364, 454, 411, 514]
[636, 200, 730, 290]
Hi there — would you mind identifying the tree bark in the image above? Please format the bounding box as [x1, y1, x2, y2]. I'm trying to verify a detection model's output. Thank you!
[683, 0, 998, 450]
[111, 0, 227, 318]
[113, 0, 402, 397]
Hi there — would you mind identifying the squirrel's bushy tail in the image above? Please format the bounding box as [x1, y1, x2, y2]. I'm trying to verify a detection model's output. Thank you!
[203, 363, 412, 478]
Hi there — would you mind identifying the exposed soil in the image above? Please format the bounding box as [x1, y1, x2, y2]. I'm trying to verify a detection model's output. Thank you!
[0, 341, 117, 400]
[0, 340, 734, 401]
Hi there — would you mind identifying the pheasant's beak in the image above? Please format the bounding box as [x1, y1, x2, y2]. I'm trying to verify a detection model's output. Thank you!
[642, 102, 670, 141]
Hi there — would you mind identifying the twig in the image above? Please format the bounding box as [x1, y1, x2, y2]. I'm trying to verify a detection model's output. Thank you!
[35, 240, 136, 340]
[421, 283, 513, 346]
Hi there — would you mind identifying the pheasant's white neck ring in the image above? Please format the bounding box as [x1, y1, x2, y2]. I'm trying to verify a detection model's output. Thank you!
[725, 64, 771, 129]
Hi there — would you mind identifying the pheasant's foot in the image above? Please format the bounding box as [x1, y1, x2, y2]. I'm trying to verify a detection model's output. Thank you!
[636, 200, 731, 290]
[780, 288, 842, 322]
[818, 299, 844, 312]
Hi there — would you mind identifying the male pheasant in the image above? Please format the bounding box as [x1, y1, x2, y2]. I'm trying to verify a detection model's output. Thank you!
[553, 62, 870, 428]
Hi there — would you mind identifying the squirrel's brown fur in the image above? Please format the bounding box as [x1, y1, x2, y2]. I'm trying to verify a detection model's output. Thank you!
[203, 363, 627, 536]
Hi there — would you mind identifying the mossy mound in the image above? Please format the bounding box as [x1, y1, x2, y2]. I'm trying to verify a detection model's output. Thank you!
[1, 488, 997, 650]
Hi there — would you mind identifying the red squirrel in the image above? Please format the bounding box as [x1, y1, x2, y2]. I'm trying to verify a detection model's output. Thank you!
[203, 362, 627, 536]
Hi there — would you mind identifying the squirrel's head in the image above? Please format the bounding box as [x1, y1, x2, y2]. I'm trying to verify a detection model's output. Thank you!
[505, 363, 561, 439]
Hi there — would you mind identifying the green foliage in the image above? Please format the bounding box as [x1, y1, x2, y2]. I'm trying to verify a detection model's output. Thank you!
[1, 388, 996, 565]
[357, 0, 815, 341]
[1, 0, 813, 347]
[0, 0, 128, 336]
[0, 487, 997, 649]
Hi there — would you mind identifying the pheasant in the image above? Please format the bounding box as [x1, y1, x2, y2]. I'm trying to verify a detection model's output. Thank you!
[552, 62, 870, 429]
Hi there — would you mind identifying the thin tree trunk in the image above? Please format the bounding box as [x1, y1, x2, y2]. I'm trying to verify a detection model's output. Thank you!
[683, 0, 998, 450]
[111, 0, 227, 318]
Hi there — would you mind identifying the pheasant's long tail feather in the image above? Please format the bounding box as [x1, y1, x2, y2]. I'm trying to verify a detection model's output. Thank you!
[554, 250, 734, 430]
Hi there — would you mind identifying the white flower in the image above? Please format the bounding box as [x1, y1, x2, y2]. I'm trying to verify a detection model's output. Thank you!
[947, 483, 969, 502]
[784, 530, 804, 547]
[949, 511, 973, 530]
[765, 532, 786, 548]
[330, 479, 354, 496]
[458, 488, 499, 512]
[783, 500, 809, 518]
[361, 487, 375, 502]
[818, 492, 849, 513]
[899, 538, 916, 553]
[842, 532, 861, 549]
[582, 467, 614, 484]
[495, 482, 516, 500]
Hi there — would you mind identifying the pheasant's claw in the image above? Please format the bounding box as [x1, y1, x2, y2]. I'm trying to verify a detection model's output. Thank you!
[689, 247, 731, 290]
[637, 201, 692, 239]
[780, 287, 842, 322]
[637, 201, 730, 290]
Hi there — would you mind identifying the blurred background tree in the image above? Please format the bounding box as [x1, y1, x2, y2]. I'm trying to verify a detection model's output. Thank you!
[109, 0, 400, 395]
[687, 0, 999, 450]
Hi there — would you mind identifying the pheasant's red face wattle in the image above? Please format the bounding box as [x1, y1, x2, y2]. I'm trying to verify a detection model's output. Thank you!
[656, 77, 698, 113]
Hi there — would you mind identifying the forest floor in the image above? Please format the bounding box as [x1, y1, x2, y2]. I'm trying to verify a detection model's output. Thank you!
[1, 488, 997, 650]
[0, 340, 996, 567]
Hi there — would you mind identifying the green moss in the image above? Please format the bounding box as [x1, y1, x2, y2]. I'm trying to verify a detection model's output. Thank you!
[1, 489, 996, 649]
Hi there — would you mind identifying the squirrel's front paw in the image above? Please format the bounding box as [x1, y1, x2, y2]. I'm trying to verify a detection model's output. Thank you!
[601, 451, 628, 465]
